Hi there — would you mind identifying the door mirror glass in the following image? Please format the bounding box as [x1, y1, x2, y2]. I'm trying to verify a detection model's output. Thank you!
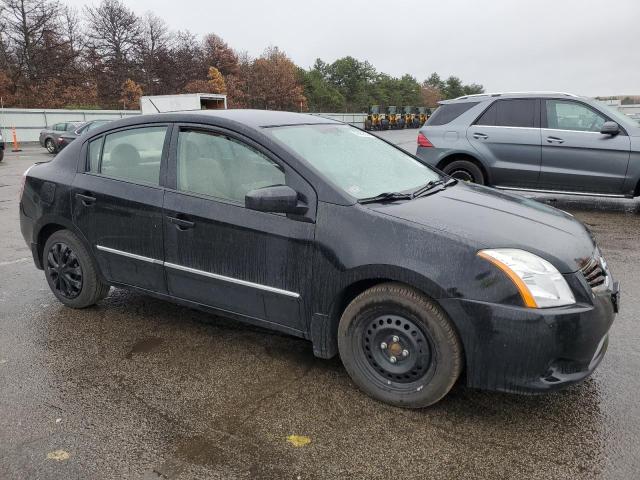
[245, 185, 306, 214]
[600, 121, 620, 135]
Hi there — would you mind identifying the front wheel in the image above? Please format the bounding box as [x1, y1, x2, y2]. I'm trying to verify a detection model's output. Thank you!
[338, 282, 463, 408]
[43, 230, 110, 308]
[442, 159, 485, 185]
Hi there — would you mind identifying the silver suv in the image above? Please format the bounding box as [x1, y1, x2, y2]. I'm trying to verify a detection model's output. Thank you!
[416, 92, 640, 197]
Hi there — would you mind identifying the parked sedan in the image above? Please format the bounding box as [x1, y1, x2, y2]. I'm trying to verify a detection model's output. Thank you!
[56, 120, 113, 151]
[19, 110, 619, 407]
[416, 92, 640, 197]
[39, 122, 83, 153]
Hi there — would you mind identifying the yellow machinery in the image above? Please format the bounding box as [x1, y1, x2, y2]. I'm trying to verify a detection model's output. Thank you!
[386, 106, 401, 129]
[365, 105, 383, 131]
[417, 107, 429, 126]
[403, 106, 415, 128]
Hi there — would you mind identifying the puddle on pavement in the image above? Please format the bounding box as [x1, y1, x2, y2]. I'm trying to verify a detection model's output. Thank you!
[125, 336, 164, 359]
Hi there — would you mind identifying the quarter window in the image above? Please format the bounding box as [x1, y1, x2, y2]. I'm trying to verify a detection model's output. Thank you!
[546, 100, 606, 132]
[476, 99, 536, 128]
[176, 130, 285, 203]
[88, 126, 167, 185]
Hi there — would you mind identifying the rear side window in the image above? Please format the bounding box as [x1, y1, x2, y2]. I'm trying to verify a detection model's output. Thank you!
[475, 99, 537, 128]
[88, 126, 168, 185]
[426, 102, 479, 126]
[53, 123, 66, 131]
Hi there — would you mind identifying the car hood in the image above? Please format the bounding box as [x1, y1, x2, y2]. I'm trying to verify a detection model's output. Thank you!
[368, 182, 595, 273]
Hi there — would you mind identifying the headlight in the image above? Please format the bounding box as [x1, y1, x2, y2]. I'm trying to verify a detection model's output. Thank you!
[478, 249, 575, 308]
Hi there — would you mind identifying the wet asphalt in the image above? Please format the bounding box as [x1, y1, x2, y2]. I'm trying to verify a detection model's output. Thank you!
[1, 134, 639, 479]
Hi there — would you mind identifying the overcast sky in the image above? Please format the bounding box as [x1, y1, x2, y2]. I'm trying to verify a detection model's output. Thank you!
[66, 0, 639, 96]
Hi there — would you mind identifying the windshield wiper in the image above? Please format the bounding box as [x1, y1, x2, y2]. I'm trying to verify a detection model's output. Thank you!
[411, 178, 458, 199]
[358, 192, 413, 204]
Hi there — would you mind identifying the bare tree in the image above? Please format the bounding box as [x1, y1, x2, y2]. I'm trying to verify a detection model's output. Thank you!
[138, 12, 172, 95]
[84, 0, 142, 105]
[2, 0, 62, 84]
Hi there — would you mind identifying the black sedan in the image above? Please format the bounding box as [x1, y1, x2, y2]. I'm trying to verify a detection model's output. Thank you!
[19, 110, 618, 407]
[56, 119, 113, 151]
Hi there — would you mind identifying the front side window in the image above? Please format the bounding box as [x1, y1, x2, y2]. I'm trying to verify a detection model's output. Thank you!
[269, 124, 441, 199]
[90, 126, 167, 185]
[176, 130, 285, 203]
[476, 99, 536, 128]
[546, 100, 606, 132]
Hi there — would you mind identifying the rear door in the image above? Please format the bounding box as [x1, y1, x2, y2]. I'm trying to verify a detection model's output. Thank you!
[539, 99, 631, 194]
[162, 125, 316, 333]
[71, 124, 171, 293]
[467, 98, 541, 188]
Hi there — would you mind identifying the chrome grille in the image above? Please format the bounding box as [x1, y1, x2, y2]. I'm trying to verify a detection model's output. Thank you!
[580, 256, 607, 289]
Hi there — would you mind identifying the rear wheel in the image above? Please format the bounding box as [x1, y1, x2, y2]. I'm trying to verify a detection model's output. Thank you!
[443, 159, 485, 185]
[43, 230, 110, 308]
[45, 138, 57, 154]
[338, 282, 463, 408]
[0, 149, 4, 162]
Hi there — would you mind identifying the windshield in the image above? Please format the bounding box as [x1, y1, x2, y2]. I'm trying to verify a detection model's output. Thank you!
[269, 124, 441, 199]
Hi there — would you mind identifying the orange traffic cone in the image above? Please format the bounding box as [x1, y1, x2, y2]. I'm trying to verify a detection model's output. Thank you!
[11, 127, 22, 152]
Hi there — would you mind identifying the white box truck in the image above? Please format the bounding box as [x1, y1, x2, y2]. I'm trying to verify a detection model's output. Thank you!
[140, 93, 227, 114]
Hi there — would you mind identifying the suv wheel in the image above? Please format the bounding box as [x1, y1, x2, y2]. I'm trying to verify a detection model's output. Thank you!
[45, 138, 57, 154]
[443, 159, 485, 185]
[338, 282, 463, 408]
[43, 230, 110, 308]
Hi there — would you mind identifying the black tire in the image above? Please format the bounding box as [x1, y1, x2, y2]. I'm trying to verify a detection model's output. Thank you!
[338, 282, 463, 408]
[45, 138, 57, 154]
[0, 149, 4, 162]
[442, 159, 485, 185]
[43, 230, 110, 308]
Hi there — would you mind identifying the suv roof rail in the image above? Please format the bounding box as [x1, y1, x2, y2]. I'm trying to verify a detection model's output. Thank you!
[454, 91, 579, 100]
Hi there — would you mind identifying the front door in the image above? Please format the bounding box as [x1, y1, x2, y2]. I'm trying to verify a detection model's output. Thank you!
[71, 125, 171, 293]
[162, 126, 316, 334]
[539, 99, 631, 194]
[467, 98, 541, 188]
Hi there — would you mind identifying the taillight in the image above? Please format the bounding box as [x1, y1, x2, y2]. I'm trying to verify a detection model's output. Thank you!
[19, 165, 34, 201]
[417, 133, 434, 148]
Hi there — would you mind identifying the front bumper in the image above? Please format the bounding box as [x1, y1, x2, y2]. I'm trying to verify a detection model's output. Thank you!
[439, 276, 617, 394]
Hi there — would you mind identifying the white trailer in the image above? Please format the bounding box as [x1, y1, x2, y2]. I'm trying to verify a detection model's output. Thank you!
[140, 93, 227, 115]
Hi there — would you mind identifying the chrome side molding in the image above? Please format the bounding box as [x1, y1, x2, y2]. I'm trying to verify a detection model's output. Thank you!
[96, 245, 300, 298]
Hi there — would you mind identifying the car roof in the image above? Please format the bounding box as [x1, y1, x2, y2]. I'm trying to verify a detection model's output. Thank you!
[440, 92, 586, 104]
[134, 109, 341, 128]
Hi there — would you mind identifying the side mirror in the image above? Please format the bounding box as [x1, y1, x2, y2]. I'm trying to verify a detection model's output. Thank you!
[245, 185, 307, 214]
[600, 121, 620, 135]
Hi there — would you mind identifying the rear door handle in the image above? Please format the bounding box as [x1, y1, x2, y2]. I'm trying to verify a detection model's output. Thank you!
[75, 192, 96, 206]
[168, 216, 195, 230]
[546, 136, 565, 144]
[473, 133, 488, 140]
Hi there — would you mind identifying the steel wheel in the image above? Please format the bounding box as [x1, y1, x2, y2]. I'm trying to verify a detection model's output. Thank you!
[46, 242, 83, 299]
[363, 314, 433, 384]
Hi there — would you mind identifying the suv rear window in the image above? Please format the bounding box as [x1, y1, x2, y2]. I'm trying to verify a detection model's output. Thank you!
[426, 102, 479, 126]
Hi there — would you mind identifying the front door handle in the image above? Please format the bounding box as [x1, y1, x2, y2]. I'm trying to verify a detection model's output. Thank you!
[168, 216, 195, 230]
[546, 136, 565, 144]
[75, 192, 96, 206]
[473, 132, 488, 140]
